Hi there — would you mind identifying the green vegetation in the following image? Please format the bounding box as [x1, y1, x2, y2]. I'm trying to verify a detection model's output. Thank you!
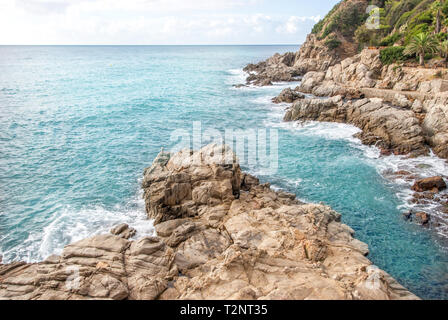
[404, 32, 439, 65]
[380, 46, 409, 64]
[379, 32, 403, 46]
[325, 36, 342, 49]
[311, 0, 448, 66]
[311, 0, 369, 47]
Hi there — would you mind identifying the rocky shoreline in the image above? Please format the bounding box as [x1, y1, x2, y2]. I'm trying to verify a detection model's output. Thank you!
[0, 144, 418, 300]
[241, 38, 448, 235]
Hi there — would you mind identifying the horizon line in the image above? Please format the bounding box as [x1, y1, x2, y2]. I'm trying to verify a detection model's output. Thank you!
[0, 43, 301, 46]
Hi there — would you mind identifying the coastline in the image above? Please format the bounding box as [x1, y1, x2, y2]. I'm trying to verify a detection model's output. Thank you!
[0, 144, 419, 300]
[239, 40, 448, 241]
[1, 42, 445, 299]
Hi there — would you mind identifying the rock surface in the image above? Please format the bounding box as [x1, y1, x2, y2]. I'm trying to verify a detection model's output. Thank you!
[284, 96, 428, 157]
[0, 145, 419, 300]
[244, 52, 301, 86]
[110, 224, 136, 239]
[272, 87, 305, 104]
[412, 177, 447, 193]
[243, 34, 342, 86]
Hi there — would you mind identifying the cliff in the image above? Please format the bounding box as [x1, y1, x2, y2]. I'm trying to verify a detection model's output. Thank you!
[245, 0, 448, 86]
[0, 145, 418, 300]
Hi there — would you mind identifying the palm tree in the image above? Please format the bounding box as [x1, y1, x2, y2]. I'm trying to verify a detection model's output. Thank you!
[404, 32, 439, 66]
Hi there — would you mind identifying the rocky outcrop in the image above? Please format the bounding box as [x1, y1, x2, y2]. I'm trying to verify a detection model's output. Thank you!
[0, 145, 418, 300]
[284, 96, 428, 157]
[244, 52, 301, 86]
[272, 87, 305, 104]
[293, 34, 342, 74]
[243, 34, 343, 86]
[270, 47, 448, 160]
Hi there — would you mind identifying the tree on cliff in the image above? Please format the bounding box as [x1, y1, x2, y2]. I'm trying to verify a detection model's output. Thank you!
[404, 32, 439, 66]
[431, 0, 445, 34]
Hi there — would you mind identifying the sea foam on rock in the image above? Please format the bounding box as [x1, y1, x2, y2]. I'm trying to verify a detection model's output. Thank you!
[0, 144, 418, 300]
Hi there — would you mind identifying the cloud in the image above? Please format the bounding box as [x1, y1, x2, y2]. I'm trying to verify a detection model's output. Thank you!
[0, 0, 320, 44]
[15, 0, 82, 14]
[276, 15, 321, 34]
[14, 0, 259, 14]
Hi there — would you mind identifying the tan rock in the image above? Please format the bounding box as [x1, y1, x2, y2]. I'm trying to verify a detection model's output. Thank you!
[412, 177, 447, 193]
[0, 145, 419, 300]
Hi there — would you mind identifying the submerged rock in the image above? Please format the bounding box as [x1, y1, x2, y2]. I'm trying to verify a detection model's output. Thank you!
[414, 212, 431, 225]
[0, 144, 418, 300]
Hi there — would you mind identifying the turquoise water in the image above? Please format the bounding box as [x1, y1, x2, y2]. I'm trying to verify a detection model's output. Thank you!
[1, 45, 448, 299]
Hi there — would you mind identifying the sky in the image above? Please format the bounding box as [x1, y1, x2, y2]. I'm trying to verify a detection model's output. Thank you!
[0, 0, 340, 45]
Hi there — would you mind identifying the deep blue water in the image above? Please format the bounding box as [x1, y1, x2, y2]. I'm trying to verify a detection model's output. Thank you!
[1, 45, 448, 299]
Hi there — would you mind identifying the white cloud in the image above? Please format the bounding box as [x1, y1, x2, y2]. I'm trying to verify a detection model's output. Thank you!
[276, 15, 321, 34]
[0, 0, 320, 44]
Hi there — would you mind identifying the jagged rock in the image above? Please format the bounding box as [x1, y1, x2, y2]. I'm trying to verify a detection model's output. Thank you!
[294, 34, 342, 74]
[244, 52, 300, 86]
[0, 145, 419, 300]
[411, 100, 423, 113]
[272, 88, 305, 103]
[393, 94, 411, 109]
[241, 173, 259, 191]
[412, 177, 447, 193]
[300, 71, 326, 93]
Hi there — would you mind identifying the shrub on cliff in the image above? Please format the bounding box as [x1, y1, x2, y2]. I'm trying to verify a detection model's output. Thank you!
[379, 33, 403, 46]
[325, 37, 342, 50]
[315, 1, 368, 41]
[379, 46, 408, 64]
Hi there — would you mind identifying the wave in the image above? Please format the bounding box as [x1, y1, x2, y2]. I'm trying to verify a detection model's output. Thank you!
[226, 68, 248, 85]
[0, 190, 154, 263]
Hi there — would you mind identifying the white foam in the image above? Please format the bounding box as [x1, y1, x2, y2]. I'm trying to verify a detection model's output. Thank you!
[226, 68, 248, 85]
[1, 191, 155, 263]
[268, 120, 363, 143]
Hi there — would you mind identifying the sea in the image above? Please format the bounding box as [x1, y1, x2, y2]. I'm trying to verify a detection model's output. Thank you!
[1, 45, 447, 299]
